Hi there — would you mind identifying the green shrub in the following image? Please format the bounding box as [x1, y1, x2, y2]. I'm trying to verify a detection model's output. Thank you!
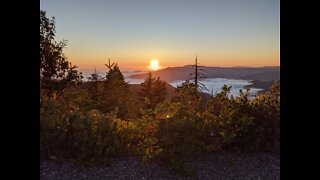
[40, 98, 124, 165]
[247, 81, 280, 151]
[40, 81, 280, 173]
[156, 110, 202, 175]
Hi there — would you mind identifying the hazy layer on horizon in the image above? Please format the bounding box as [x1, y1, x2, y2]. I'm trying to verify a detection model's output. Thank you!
[76, 63, 280, 71]
[40, 0, 279, 70]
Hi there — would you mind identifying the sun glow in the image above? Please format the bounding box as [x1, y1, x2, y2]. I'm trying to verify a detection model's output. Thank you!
[149, 59, 160, 71]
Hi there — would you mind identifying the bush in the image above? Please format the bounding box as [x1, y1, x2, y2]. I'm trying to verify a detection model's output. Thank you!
[40, 98, 124, 165]
[126, 102, 202, 175]
[40, 80, 280, 173]
[199, 83, 280, 152]
[247, 81, 280, 151]
[157, 109, 203, 158]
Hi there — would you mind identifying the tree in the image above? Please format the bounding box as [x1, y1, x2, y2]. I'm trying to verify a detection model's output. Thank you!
[102, 59, 130, 118]
[138, 72, 167, 110]
[189, 54, 207, 94]
[206, 84, 232, 116]
[174, 80, 200, 113]
[152, 77, 167, 106]
[87, 68, 104, 101]
[40, 10, 82, 97]
[138, 72, 153, 109]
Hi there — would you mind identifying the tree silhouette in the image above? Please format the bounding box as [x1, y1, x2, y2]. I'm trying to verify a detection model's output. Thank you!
[40, 10, 82, 97]
[105, 58, 115, 69]
[189, 54, 207, 94]
[87, 68, 104, 101]
[153, 77, 168, 106]
[103, 59, 130, 118]
[139, 72, 153, 109]
[138, 72, 167, 110]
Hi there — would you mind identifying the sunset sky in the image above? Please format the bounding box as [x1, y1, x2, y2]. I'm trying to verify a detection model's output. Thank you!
[40, 0, 279, 70]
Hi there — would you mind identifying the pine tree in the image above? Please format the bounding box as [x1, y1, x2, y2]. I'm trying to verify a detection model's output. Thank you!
[87, 68, 104, 101]
[138, 72, 154, 109]
[103, 59, 130, 118]
[138, 72, 167, 110]
[152, 77, 167, 106]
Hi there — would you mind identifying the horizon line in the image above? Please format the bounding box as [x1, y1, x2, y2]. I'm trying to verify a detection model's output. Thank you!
[77, 64, 280, 70]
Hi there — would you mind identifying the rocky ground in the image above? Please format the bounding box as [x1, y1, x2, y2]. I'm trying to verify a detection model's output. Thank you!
[40, 152, 279, 180]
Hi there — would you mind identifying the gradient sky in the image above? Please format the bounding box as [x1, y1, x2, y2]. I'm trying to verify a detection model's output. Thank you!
[40, 0, 279, 70]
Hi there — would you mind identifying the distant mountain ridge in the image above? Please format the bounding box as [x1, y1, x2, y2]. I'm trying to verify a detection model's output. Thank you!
[130, 65, 280, 82]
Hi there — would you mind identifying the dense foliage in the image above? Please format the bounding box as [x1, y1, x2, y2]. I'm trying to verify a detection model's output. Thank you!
[138, 72, 167, 110]
[40, 78, 280, 172]
[101, 63, 131, 119]
[40, 10, 82, 97]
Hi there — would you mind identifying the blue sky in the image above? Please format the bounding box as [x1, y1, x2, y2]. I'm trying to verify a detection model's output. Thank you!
[40, 0, 279, 70]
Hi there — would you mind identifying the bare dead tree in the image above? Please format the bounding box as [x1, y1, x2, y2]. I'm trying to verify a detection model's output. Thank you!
[189, 54, 208, 94]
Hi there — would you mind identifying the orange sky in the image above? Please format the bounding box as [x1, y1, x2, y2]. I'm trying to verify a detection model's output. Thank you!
[65, 46, 280, 70]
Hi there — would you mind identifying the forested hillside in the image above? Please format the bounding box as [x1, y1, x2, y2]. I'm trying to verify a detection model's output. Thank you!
[130, 65, 280, 82]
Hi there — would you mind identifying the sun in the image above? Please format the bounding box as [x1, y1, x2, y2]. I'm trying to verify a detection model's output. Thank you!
[149, 59, 160, 71]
